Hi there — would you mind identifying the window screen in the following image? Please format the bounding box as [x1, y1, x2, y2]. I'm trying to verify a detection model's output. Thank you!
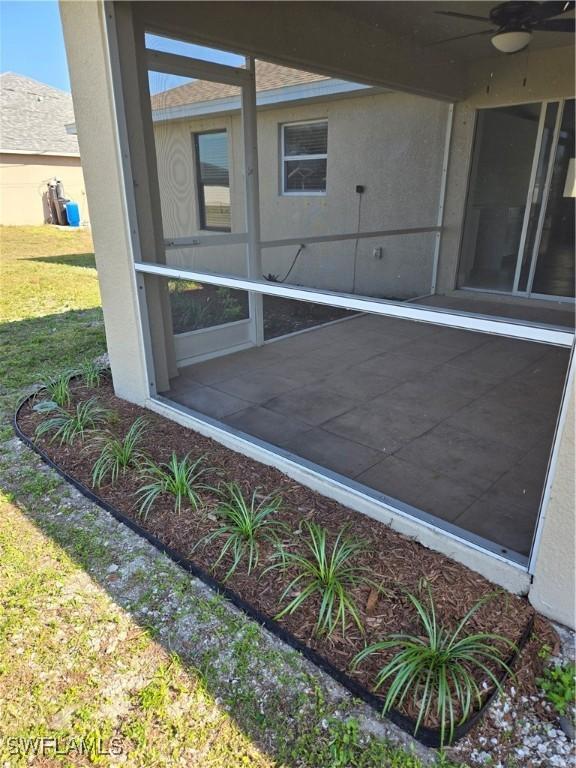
[282, 120, 327, 194]
[194, 131, 231, 231]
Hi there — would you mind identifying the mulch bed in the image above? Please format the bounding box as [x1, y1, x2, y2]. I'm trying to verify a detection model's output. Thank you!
[172, 283, 353, 339]
[17, 377, 552, 743]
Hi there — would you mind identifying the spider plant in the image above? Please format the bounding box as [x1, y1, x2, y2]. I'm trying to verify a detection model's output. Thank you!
[80, 358, 107, 388]
[135, 452, 213, 520]
[37, 369, 75, 407]
[35, 397, 110, 445]
[196, 482, 286, 581]
[91, 416, 148, 488]
[269, 521, 376, 637]
[352, 588, 516, 746]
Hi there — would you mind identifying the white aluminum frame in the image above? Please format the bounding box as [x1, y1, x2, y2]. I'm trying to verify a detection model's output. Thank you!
[524, 101, 566, 296]
[512, 101, 549, 294]
[134, 261, 574, 347]
[280, 118, 328, 196]
[104, 8, 575, 578]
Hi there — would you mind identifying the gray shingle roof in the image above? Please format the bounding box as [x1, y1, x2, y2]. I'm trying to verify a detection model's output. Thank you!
[151, 60, 328, 110]
[0, 72, 79, 155]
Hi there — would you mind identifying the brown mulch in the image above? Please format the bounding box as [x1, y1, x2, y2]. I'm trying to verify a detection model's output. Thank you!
[17, 377, 549, 731]
[173, 283, 353, 339]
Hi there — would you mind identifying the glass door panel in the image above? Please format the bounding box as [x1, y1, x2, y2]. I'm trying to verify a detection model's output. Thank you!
[459, 103, 541, 291]
[516, 103, 559, 291]
[529, 99, 575, 298]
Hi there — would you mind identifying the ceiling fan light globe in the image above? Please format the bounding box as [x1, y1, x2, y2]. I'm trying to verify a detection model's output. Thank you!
[491, 29, 533, 53]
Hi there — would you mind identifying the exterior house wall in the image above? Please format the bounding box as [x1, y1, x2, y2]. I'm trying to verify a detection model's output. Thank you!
[529, 377, 575, 630]
[155, 92, 449, 298]
[59, 0, 576, 629]
[0, 153, 88, 225]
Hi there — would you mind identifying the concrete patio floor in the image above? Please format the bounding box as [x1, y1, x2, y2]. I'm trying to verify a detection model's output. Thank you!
[164, 313, 570, 560]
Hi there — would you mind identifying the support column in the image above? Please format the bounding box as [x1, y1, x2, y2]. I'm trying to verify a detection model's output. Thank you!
[529, 359, 576, 630]
[60, 0, 149, 403]
[241, 56, 264, 345]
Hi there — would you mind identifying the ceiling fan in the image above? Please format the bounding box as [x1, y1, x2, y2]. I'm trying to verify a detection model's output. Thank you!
[431, 1, 575, 53]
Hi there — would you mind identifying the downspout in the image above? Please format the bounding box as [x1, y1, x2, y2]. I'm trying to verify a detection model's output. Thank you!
[430, 102, 454, 296]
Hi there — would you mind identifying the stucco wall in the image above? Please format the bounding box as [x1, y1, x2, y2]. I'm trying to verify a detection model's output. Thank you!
[154, 92, 448, 298]
[59, 0, 149, 404]
[529, 372, 576, 629]
[0, 153, 88, 225]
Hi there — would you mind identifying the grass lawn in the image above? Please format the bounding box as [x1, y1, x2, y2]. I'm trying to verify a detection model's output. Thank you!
[0, 226, 452, 766]
[0, 225, 105, 422]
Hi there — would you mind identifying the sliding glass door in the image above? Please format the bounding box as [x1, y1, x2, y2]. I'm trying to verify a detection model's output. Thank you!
[459, 99, 575, 300]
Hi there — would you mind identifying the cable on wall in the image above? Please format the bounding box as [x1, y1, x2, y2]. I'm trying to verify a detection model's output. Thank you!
[264, 244, 305, 283]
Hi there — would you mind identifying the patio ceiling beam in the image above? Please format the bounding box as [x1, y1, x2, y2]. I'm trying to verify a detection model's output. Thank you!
[145, 49, 250, 86]
[134, 1, 466, 102]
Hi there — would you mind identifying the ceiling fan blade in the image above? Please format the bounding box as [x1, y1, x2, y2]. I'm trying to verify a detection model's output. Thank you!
[426, 28, 496, 46]
[531, 18, 575, 31]
[532, 1, 575, 21]
[434, 10, 493, 23]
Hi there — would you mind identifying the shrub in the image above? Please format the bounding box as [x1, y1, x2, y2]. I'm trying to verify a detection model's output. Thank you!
[35, 397, 110, 445]
[91, 416, 148, 487]
[537, 661, 576, 717]
[37, 369, 75, 407]
[352, 589, 516, 745]
[269, 521, 375, 637]
[136, 452, 213, 520]
[197, 482, 286, 581]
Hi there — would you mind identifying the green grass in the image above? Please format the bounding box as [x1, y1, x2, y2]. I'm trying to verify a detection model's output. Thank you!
[0, 225, 105, 419]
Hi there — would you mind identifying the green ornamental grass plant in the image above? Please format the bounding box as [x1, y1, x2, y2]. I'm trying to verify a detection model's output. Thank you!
[37, 369, 75, 408]
[136, 452, 213, 520]
[91, 416, 148, 488]
[269, 521, 377, 637]
[80, 358, 107, 388]
[197, 482, 286, 581]
[34, 397, 110, 445]
[352, 588, 516, 746]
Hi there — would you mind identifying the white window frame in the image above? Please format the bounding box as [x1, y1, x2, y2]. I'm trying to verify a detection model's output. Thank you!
[281, 118, 328, 197]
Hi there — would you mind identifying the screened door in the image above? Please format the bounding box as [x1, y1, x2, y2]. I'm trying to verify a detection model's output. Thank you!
[146, 40, 262, 367]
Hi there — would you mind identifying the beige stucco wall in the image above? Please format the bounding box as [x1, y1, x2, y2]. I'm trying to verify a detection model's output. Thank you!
[155, 91, 448, 298]
[59, 0, 149, 404]
[529, 372, 576, 629]
[0, 153, 89, 225]
[60, 0, 576, 628]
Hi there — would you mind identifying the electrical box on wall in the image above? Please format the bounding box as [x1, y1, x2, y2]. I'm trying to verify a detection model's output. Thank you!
[373, 246, 383, 260]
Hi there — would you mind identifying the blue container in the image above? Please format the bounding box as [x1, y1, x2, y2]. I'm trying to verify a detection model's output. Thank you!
[64, 201, 80, 227]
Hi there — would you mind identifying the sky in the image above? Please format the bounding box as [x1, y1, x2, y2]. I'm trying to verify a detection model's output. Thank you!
[0, 1, 245, 94]
[1, 1, 71, 91]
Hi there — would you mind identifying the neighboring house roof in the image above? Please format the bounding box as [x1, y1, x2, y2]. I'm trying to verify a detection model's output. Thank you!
[0, 72, 80, 155]
[151, 60, 329, 110]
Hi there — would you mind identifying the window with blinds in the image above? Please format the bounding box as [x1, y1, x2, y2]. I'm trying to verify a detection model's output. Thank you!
[194, 130, 231, 231]
[281, 120, 328, 194]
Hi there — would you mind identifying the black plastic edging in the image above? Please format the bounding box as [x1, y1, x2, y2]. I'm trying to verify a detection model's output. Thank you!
[14, 395, 534, 748]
